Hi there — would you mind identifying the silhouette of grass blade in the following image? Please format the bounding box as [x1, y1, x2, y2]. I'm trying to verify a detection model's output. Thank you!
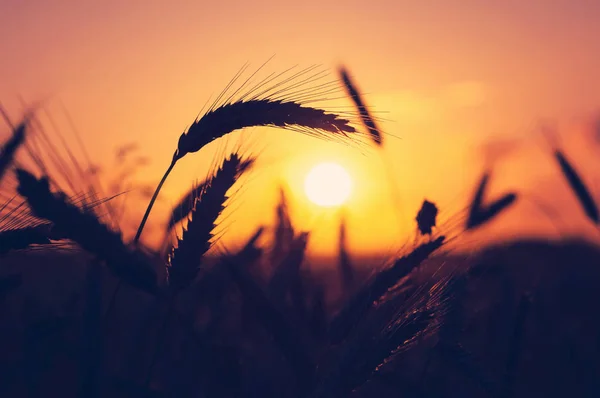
[329, 236, 445, 344]
[16, 169, 158, 295]
[168, 153, 253, 292]
[555, 150, 599, 224]
[0, 120, 26, 184]
[339, 67, 382, 145]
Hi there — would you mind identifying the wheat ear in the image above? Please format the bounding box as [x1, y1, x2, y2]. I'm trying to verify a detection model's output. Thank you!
[167, 153, 253, 292]
[134, 98, 357, 243]
[16, 169, 158, 295]
[313, 278, 450, 398]
[329, 236, 445, 344]
[166, 158, 253, 231]
[0, 223, 58, 255]
[339, 67, 382, 145]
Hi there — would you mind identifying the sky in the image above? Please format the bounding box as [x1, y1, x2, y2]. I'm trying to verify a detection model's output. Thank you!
[2, 1, 600, 259]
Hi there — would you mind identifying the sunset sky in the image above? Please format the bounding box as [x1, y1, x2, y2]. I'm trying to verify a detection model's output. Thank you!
[2, 1, 600, 258]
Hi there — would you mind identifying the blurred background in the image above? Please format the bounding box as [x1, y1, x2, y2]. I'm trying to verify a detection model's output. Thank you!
[2, 0, 600, 260]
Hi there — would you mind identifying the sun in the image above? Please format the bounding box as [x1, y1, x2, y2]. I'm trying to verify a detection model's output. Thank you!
[304, 162, 352, 207]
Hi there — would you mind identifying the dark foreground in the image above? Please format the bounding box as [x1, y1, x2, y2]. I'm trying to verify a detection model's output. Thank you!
[0, 238, 599, 398]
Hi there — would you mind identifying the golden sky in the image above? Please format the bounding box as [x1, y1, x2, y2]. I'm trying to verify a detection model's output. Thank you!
[2, 1, 600, 258]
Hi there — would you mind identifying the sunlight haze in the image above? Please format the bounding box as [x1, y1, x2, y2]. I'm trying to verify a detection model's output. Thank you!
[2, 1, 600, 258]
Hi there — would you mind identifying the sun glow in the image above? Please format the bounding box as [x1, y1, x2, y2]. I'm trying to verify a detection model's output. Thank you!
[304, 162, 352, 207]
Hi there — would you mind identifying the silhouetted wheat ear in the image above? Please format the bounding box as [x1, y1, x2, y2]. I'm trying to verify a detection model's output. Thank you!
[314, 277, 450, 398]
[134, 98, 358, 243]
[0, 119, 27, 184]
[166, 158, 254, 231]
[0, 223, 58, 255]
[554, 150, 599, 224]
[329, 236, 445, 344]
[167, 153, 253, 292]
[466, 171, 518, 230]
[15, 169, 158, 295]
[339, 67, 382, 145]
[416, 199, 438, 235]
[175, 99, 356, 160]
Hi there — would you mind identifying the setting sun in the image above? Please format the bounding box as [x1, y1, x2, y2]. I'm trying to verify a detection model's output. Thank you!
[304, 162, 352, 207]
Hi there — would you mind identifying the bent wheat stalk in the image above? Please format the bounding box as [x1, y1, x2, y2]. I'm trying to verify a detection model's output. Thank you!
[134, 98, 357, 243]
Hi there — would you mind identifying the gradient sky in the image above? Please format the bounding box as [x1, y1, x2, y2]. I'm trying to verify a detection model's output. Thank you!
[2, 1, 600, 258]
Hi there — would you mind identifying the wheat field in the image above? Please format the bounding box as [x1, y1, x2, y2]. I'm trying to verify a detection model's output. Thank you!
[1, 65, 599, 398]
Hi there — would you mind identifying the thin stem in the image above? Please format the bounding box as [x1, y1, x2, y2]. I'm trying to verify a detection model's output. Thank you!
[134, 156, 177, 244]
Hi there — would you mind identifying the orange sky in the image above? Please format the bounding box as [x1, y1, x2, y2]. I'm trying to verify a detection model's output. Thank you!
[2, 1, 600, 259]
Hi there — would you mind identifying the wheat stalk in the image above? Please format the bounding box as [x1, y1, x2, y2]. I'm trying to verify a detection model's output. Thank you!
[313, 278, 450, 398]
[134, 93, 359, 243]
[167, 153, 253, 292]
[329, 236, 445, 344]
[16, 169, 158, 295]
